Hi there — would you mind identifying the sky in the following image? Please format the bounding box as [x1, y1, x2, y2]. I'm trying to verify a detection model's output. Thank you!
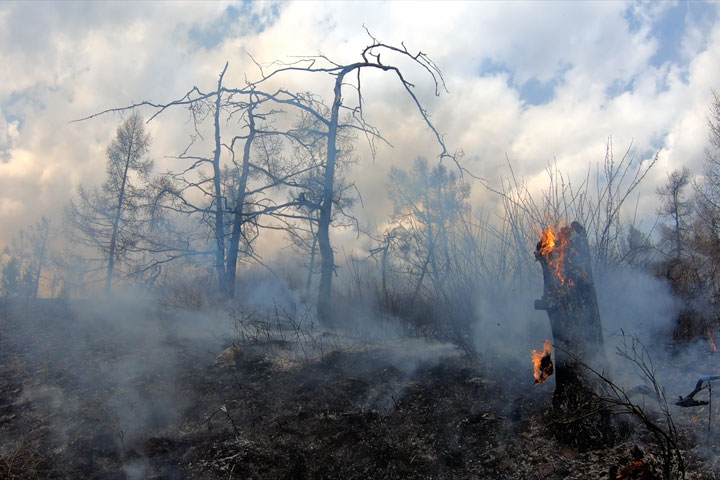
[0, 0, 719, 253]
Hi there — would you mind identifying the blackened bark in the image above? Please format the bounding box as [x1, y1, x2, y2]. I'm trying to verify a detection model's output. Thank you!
[535, 221, 607, 411]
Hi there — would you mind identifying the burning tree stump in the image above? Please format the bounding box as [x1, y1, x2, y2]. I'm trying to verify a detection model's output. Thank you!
[535, 222, 609, 424]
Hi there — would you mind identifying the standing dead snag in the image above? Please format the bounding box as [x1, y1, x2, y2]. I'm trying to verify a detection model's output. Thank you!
[534, 222, 607, 412]
[245, 30, 457, 324]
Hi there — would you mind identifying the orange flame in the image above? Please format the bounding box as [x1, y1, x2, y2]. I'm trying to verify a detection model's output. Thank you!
[707, 330, 717, 352]
[539, 227, 556, 256]
[539, 227, 572, 286]
[617, 460, 648, 479]
[532, 340, 554, 385]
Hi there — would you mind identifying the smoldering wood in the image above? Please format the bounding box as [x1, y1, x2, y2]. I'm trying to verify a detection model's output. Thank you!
[534, 351, 554, 385]
[535, 221, 607, 410]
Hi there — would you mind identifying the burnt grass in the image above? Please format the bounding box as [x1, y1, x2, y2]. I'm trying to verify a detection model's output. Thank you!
[0, 299, 718, 479]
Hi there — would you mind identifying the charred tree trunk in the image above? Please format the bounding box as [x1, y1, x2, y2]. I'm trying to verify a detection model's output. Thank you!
[535, 222, 607, 411]
[534, 222, 621, 450]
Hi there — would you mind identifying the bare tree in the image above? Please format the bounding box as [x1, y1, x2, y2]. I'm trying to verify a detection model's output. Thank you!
[385, 157, 470, 303]
[375, 157, 480, 350]
[491, 139, 657, 276]
[1, 232, 30, 298]
[75, 33, 455, 315]
[237, 32, 455, 322]
[654, 167, 708, 310]
[285, 106, 358, 297]
[665, 93, 720, 324]
[68, 112, 152, 293]
[99, 76, 318, 297]
[288, 167, 358, 298]
[657, 167, 692, 260]
[211, 64, 230, 293]
[697, 90, 720, 209]
[692, 91, 720, 301]
[0, 217, 52, 299]
[26, 217, 51, 298]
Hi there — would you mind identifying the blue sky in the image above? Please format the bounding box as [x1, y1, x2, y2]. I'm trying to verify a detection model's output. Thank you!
[0, 0, 719, 249]
[474, 1, 718, 106]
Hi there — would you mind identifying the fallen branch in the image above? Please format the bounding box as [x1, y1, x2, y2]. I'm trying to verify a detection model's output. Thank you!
[675, 375, 720, 407]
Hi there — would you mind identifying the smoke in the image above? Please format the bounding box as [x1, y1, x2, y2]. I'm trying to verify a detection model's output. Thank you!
[593, 267, 710, 397]
[2, 289, 237, 472]
[464, 249, 694, 413]
[596, 267, 681, 342]
[3, 227, 718, 475]
[472, 282, 550, 373]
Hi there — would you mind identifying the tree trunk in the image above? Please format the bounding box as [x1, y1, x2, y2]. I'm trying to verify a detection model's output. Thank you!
[534, 222, 607, 411]
[212, 63, 229, 295]
[32, 219, 49, 299]
[380, 243, 388, 304]
[316, 71, 345, 324]
[226, 99, 256, 298]
[105, 138, 134, 294]
[411, 252, 431, 305]
[305, 226, 317, 298]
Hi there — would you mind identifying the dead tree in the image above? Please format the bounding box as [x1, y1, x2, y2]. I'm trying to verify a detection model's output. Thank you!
[75, 33, 459, 308]
[241, 30, 457, 323]
[67, 112, 152, 293]
[211, 64, 230, 293]
[28, 217, 51, 299]
[534, 221, 607, 411]
[76, 69, 319, 297]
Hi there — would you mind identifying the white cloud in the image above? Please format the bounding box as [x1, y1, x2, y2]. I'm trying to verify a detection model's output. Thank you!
[0, 0, 718, 251]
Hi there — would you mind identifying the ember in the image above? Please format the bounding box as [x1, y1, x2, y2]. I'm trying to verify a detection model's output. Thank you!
[532, 340, 554, 385]
[616, 460, 649, 479]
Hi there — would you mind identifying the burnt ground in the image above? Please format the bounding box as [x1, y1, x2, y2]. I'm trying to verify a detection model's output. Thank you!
[0, 299, 719, 479]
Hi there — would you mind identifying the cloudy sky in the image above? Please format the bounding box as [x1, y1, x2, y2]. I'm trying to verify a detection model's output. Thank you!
[1, 0, 719, 251]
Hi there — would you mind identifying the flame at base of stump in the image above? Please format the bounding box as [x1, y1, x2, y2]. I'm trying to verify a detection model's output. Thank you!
[535, 222, 626, 451]
[532, 340, 554, 385]
[534, 223, 606, 409]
